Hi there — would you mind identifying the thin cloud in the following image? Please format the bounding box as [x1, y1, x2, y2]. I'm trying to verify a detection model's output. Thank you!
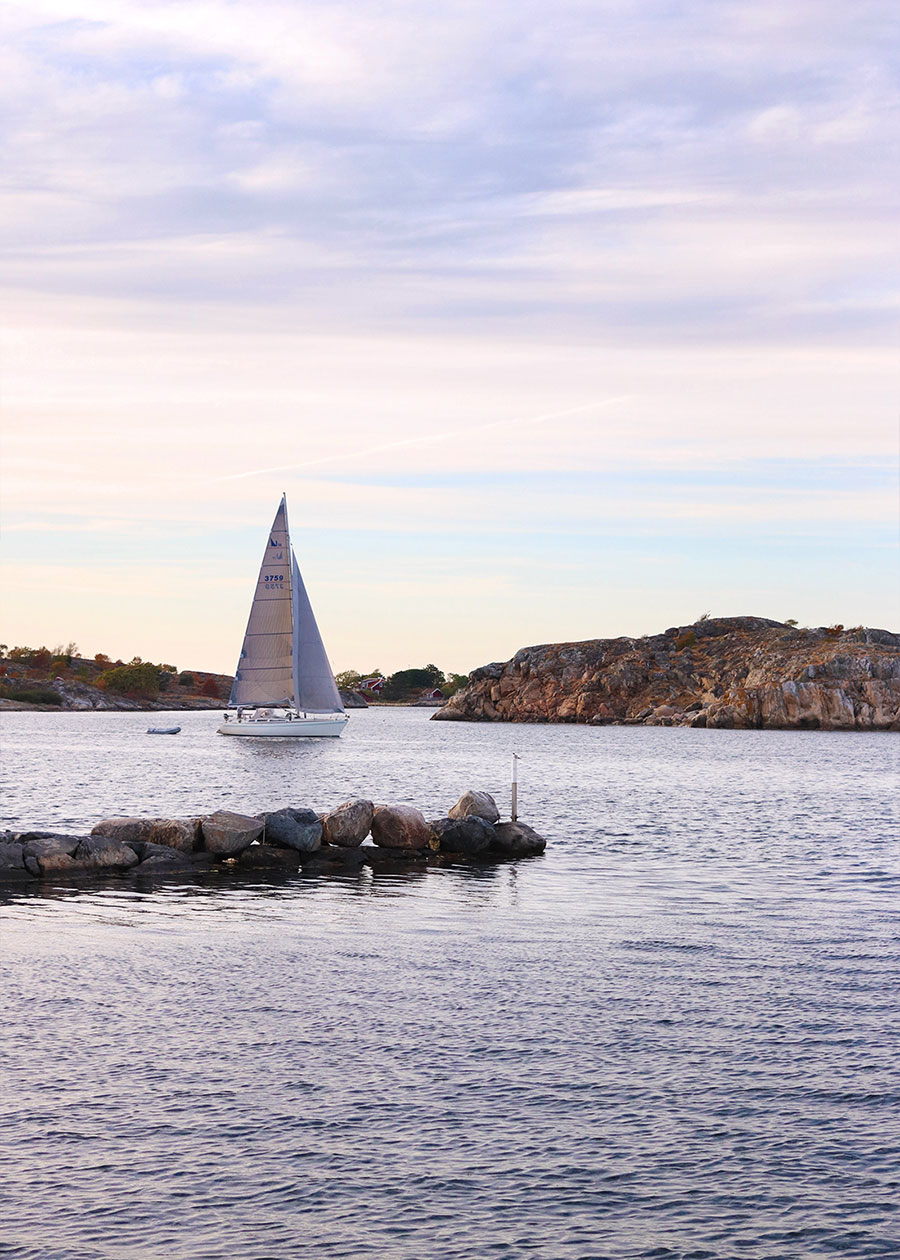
[215, 397, 631, 482]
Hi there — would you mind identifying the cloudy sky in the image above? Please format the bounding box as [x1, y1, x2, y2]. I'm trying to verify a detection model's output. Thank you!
[1, 0, 897, 675]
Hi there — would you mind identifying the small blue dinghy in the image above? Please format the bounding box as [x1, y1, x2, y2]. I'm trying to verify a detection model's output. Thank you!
[147, 726, 181, 735]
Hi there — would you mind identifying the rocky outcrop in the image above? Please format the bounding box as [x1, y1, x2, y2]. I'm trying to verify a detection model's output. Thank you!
[434, 618, 900, 731]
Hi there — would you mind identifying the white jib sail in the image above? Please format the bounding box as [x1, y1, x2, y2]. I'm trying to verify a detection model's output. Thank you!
[229, 497, 295, 707]
[291, 551, 345, 714]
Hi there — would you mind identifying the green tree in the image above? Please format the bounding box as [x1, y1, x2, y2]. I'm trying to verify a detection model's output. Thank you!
[97, 662, 160, 699]
[334, 669, 363, 691]
[381, 666, 447, 701]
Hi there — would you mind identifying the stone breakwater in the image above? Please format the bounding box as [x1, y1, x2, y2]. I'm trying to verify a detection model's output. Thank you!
[0, 791, 546, 884]
[434, 617, 900, 731]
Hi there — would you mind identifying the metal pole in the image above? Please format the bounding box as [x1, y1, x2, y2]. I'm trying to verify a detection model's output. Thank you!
[511, 753, 519, 822]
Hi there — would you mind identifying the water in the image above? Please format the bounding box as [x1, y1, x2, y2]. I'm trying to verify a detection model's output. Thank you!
[1, 709, 898, 1260]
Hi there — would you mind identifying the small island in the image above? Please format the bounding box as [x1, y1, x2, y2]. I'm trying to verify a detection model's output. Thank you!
[434, 616, 900, 731]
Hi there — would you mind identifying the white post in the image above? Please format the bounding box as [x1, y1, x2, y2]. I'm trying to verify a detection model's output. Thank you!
[511, 753, 519, 822]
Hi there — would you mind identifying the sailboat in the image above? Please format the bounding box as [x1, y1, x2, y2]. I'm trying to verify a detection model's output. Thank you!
[217, 495, 348, 738]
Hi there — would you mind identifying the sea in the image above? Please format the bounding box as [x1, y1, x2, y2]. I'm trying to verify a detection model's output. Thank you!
[1, 708, 898, 1260]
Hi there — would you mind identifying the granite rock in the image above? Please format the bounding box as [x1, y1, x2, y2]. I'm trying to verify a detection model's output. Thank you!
[322, 799, 374, 847]
[448, 791, 500, 824]
[370, 805, 436, 850]
[260, 808, 322, 853]
[434, 618, 900, 731]
[201, 810, 264, 856]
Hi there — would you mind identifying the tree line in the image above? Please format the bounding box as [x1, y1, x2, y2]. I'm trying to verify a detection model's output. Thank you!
[334, 664, 469, 701]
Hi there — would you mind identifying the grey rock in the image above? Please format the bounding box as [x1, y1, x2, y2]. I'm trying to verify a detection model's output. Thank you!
[201, 810, 264, 856]
[301, 847, 369, 874]
[0, 841, 25, 870]
[238, 844, 302, 870]
[135, 843, 192, 868]
[22, 836, 86, 874]
[363, 844, 429, 869]
[74, 836, 141, 870]
[16, 832, 82, 851]
[448, 791, 500, 824]
[490, 821, 547, 858]
[430, 816, 495, 855]
[370, 805, 436, 850]
[0, 841, 34, 881]
[322, 799, 374, 848]
[260, 808, 322, 853]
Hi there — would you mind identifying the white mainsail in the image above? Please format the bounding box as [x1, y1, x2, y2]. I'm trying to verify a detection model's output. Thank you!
[229, 497, 294, 707]
[229, 495, 344, 714]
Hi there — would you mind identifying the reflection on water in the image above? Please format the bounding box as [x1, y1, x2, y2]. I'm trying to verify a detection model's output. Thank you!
[1, 710, 897, 1260]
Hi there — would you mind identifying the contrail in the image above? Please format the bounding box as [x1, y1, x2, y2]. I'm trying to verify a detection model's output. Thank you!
[216, 396, 631, 483]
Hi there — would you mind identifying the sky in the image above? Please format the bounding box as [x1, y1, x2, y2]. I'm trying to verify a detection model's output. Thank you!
[1, 0, 898, 676]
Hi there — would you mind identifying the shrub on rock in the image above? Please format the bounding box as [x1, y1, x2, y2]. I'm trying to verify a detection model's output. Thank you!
[260, 808, 322, 853]
[370, 804, 436, 850]
[201, 810, 263, 856]
[429, 816, 495, 855]
[448, 791, 500, 824]
[323, 799, 374, 847]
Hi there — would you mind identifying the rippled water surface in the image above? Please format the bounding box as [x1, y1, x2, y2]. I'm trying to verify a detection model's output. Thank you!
[1, 710, 898, 1260]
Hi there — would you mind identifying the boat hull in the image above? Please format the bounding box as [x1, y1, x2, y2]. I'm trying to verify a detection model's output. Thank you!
[217, 715, 348, 738]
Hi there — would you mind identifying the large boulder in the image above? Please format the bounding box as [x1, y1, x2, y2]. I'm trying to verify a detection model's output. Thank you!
[370, 805, 436, 850]
[201, 810, 264, 856]
[134, 843, 192, 870]
[91, 817, 162, 845]
[429, 816, 495, 856]
[260, 808, 322, 853]
[73, 836, 141, 870]
[147, 818, 201, 853]
[322, 799, 374, 848]
[448, 791, 500, 824]
[490, 821, 546, 857]
[22, 835, 86, 875]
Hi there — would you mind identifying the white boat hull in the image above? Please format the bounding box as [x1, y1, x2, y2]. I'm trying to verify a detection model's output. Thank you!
[218, 714, 348, 738]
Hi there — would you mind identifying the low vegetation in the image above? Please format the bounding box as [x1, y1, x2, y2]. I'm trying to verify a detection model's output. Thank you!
[0, 643, 227, 704]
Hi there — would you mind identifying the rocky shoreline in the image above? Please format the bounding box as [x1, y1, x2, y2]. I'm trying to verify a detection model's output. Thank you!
[434, 617, 900, 731]
[0, 791, 546, 885]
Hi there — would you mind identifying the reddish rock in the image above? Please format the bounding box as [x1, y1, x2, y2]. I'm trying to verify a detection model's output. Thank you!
[322, 799, 374, 847]
[370, 805, 437, 850]
[434, 619, 900, 731]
